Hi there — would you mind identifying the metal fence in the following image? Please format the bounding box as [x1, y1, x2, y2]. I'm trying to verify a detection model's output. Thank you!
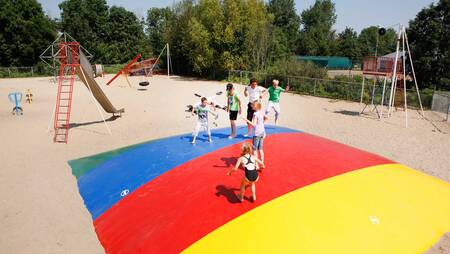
[0, 66, 54, 78]
[227, 69, 431, 109]
[228, 69, 364, 101]
[432, 91, 450, 121]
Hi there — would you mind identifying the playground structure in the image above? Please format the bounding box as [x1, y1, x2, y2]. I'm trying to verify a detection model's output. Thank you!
[106, 43, 171, 87]
[40, 32, 124, 143]
[360, 25, 424, 127]
[8, 92, 23, 115]
[25, 89, 33, 103]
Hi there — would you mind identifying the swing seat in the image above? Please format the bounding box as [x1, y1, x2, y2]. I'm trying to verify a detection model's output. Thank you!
[139, 81, 150, 87]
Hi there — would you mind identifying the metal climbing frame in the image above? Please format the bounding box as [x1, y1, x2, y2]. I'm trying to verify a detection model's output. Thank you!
[53, 42, 80, 143]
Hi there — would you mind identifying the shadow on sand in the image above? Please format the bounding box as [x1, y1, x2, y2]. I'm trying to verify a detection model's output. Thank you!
[333, 110, 360, 116]
[69, 115, 119, 129]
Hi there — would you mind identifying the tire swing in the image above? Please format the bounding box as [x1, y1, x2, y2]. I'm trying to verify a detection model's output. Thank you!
[138, 66, 150, 90]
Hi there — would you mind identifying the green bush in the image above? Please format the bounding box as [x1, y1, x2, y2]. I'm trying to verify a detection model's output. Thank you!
[103, 64, 124, 74]
[265, 58, 327, 79]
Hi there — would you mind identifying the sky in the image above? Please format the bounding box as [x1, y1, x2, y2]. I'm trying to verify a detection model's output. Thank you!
[38, 0, 436, 32]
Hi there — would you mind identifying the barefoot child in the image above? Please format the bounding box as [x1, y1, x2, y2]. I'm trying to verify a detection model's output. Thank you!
[244, 78, 267, 137]
[191, 97, 217, 144]
[241, 101, 267, 166]
[226, 83, 241, 139]
[266, 79, 289, 125]
[227, 143, 265, 202]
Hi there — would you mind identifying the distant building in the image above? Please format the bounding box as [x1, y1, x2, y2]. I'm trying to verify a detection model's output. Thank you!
[296, 56, 353, 70]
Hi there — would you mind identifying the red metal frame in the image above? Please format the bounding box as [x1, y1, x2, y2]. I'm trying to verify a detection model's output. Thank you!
[54, 42, 80, 143]
[106, 53, 142, 86]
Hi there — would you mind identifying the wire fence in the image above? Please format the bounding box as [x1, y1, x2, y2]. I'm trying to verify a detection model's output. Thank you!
[432, 91, 450, 121]
[0, 66, 54, 78]
[228, 69, 433, 109]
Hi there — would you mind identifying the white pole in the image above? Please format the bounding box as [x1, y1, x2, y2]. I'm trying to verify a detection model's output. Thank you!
[360, 76, 365, 104]
[402, 27, 408, 128]
[380, 75, 387, 119]
[404, 30, 425, 117]
[149, 44, 167, 73]
[388, 25, 403, 116]
[167, 43, 170, 77]
[47, 104, 56, 133]
[79, 66, 112, 136]
[46, 72, 59, 133]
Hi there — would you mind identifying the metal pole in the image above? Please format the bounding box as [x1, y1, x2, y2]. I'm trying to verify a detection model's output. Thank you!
[8, 68, 11, 77]
[404, 30, 424, 117]
[240, 71, 242, 85]
[388, 25, 403, 116]
[31, 67, 34, 76]
[313, 79, 317, 96]
[167, 43, 170, 77]
[380, 76, 387, 119]
[360, 76, 365, 104]
[447, 104, 449, 122]
[79, 66, 112, 136]
[402, 27, 408, 128]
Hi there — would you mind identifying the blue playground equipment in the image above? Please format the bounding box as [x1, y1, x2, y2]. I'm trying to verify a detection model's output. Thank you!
[8, 92, 23, 115]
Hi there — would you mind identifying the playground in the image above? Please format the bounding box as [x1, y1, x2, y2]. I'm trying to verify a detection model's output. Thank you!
[1, 69, 450, 253]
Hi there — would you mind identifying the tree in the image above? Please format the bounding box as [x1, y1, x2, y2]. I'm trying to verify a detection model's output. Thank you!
[59, 0, 109, 61]
[267, 0, 300, 52]
[59, 0, 145, 63]
[408, 0, 450, 90]
[103, 6, 146, 64]
[336, 27, 360, 62]
[221, 0, 246, 70]
[147, 7, 172, 55]
[196, 0, 225, 76]
[358, 26, 396, 57]
[297, 0, 337, 56]
[0, 0, 56, 66]
[242, 0, 273, 71]
[182, 17, 214, 74]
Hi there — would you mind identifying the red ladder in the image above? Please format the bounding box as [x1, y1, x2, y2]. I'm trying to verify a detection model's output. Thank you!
[53, 42, 80, 143]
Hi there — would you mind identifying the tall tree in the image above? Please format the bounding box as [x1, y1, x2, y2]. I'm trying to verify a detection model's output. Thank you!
[358, 26, 396, 57]
[147, 7, 172, 55]
[222, 0, 245, 70]
[103, 6, 146, 64]
[336, 27, 360, 62]
[297, 0, 337, 56]
[0, 0, 56, 66]
[59, 0, 145, 63]
[196, 0, 225, 75]
[408, 0, 450, 89]
[183, 17, 214, 74]
[242, 0, 273, 71]
[59, 0, 109, 61]
[267, 0, 300, 52]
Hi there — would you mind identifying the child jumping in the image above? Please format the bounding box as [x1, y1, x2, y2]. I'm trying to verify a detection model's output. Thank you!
[226, 83, 241, 139]
[241, 101, 267, 166]
[191, 97, 217, 144]
[227, 143, 265, 202]
[266, 79, 289, 125]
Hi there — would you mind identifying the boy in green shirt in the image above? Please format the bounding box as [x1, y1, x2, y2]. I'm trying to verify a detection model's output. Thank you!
[265, 79, 289, 125]
[226, 83, 241, 139]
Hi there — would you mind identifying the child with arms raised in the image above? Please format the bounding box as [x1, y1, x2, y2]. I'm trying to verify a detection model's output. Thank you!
[241, 101, 267, 166]
[227, 143, 265, 202]
[191, 97, 217, 144]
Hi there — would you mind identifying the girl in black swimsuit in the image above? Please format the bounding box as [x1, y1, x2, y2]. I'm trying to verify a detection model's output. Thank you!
[227, 143, 265, 202]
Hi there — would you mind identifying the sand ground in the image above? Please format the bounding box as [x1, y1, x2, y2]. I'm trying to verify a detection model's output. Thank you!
[0, 75, 449, 253]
